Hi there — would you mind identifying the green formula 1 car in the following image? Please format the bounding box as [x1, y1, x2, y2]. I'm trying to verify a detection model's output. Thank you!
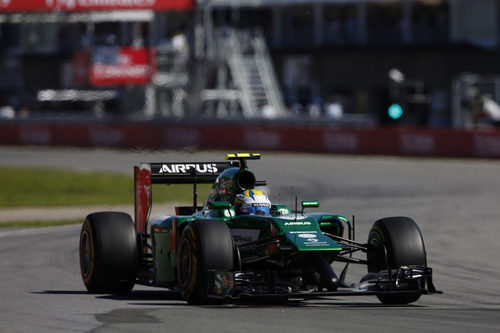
[79, 153, 441, 304]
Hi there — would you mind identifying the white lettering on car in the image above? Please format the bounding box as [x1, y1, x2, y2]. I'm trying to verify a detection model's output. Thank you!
[298, 233, 317, 238]
[284, 221, 312, 225]
[158, 163, 218, 174]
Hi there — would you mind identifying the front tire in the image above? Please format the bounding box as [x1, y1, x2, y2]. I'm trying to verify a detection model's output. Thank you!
[177, 220, 233, 304]
[367, 216, 427, 304]
[79, 212, 137, 294]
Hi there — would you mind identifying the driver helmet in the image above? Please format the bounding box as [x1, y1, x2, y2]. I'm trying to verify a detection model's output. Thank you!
[235, 189, 271, 216]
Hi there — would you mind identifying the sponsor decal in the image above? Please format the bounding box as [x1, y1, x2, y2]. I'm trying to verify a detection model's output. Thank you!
[280, 215, 308, 221]
[284, 220, 311, 225]
[287, 230, 336, 247]
[158, 163, 218, 174]
[278, 208, 289, 215]
[230, 229, 260, 245]
[249, 203, 271, 208]
[220, 209, 235, 218]
[304, 240, 330, 246]
[298, 233, 317, 238]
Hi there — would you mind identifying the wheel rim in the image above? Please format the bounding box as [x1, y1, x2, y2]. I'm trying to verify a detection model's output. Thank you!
[80, 230, 91, 278]
[178, 238, 193, 287]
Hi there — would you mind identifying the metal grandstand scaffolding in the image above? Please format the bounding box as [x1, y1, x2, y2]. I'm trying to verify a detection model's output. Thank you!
[199, 28, 285, 118]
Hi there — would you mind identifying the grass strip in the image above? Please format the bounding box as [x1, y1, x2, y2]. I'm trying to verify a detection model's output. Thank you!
[0, 167, 211, 208]
[0, 219, 83, 228]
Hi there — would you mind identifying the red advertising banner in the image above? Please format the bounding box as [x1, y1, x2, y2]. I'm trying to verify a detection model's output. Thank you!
[0, 0, 194, 12]
[90, 47, 153, 86]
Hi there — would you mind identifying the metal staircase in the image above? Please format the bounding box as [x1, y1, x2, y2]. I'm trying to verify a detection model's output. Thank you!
[148, 26, 285, 119]
[206, 28, 285, 118]
[253, 33, 286, 118]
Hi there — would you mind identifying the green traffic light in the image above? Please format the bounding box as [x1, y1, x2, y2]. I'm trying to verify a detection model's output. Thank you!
[388, 103, 403, 120]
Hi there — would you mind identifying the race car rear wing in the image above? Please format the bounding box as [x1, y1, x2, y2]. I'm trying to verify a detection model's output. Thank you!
[134, 161, 238, 233]
[149, 162, 237, 184]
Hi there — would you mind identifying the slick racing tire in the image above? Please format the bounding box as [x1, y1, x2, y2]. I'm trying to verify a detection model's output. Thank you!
[177, 220, 233, 304]
[79, 212, 137, 294]
[367, 216, 427, 305]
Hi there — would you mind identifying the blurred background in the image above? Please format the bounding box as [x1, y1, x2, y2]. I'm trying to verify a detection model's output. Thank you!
[1, 0, 500, 156]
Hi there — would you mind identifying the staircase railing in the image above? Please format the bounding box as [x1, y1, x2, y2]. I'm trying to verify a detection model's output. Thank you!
[252, 30, 286, 117]
[210, 27, 284, 118]
[222, 29, 257, 117]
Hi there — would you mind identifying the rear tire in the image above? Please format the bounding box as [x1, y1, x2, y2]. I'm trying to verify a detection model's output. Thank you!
[177, 220, 233, 304]
[367, 216, 427, 304]
[79, 212, 137, 294]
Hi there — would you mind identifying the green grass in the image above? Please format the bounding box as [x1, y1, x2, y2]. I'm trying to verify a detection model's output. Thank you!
[0, 219, 82, 228]
[0, 167, 211, 208]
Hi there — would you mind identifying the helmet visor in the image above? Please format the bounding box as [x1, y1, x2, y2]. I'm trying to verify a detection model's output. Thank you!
[239, 204, 270, 216]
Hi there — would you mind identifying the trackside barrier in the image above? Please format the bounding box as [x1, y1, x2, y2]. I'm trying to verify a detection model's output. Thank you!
[1, 121, 500, 158]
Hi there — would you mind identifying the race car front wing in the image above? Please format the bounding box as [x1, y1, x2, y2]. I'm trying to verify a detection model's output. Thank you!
[204, 266, 442, 301]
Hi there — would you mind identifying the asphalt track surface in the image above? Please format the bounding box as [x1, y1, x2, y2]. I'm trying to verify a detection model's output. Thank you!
[1, 147, 500, 332]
